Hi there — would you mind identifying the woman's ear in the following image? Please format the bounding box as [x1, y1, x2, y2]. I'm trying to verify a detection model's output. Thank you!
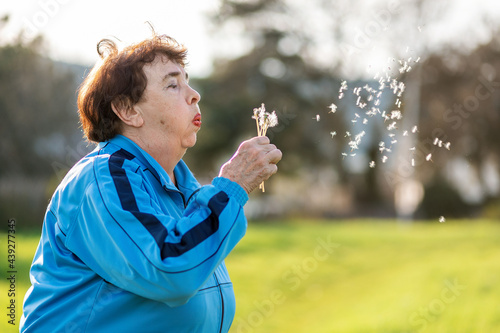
[111, 96, 144, 128]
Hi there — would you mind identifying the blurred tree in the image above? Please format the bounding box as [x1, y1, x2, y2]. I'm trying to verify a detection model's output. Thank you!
[0, 28, 80, 177]
[189, 0, 500, 218]
[0, 17, 86, 227]
[415, 35, 500, 216]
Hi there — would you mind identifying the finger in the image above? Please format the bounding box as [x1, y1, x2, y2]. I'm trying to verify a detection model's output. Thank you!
[254, 136, 270, 145]
[265, 164, 278, 178]
[260, 143, 277, 153]
[266, 149, 282, 164]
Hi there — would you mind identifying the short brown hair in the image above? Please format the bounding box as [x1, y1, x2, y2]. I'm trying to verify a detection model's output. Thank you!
[77, 34, 188, 143]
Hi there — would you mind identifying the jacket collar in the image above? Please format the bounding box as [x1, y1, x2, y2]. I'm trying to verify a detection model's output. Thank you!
[103, 135, 201, 196]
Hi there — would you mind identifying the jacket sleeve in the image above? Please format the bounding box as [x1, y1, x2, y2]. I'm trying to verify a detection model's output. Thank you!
[63, 157, 248, 307]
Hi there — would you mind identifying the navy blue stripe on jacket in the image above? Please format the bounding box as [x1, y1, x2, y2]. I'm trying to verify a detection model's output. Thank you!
[108, 149, 229, 259]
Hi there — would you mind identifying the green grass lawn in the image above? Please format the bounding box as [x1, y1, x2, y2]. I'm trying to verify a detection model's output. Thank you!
[2, 219, 499, 333]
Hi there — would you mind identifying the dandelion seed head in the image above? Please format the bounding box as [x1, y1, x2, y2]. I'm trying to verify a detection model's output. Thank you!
[268, 111, 279, 127]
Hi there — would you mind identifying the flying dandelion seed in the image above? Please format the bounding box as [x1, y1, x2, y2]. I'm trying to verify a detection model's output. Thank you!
[340, 80, 348, 91]
[328, 103, 337, 113]
[403, 130, 409, 136]
[382, 156, 388, 163]
[391, 110, 402, 119]
[433, 137, 439, 145]
[348, 140, 359, 151]
[369, 161, 376, 168]
[439, 216, 446, 223]
[363, 118, 368, 124]
[411, 158, 415, 167]
[315, 115, 320, 122]
[444, 142, 451, 150]
[330, 131, 337, 138]
[426, 153, 433, 162]
[412, 125, 418, 133]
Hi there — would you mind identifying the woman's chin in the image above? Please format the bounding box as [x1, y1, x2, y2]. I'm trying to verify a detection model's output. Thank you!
[182, 135, 197, 149]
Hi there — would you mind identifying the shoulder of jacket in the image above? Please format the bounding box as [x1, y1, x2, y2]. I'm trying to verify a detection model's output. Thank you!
[93, 144, 144, 176]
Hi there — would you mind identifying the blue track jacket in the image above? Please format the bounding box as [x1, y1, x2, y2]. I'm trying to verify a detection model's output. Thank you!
[21, 135, 248, 332]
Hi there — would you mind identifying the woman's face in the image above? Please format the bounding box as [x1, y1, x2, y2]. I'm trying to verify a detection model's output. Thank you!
[134, 55, 202, 151]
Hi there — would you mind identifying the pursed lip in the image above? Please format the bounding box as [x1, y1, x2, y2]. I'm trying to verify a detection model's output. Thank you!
[192, 113, 202, 127]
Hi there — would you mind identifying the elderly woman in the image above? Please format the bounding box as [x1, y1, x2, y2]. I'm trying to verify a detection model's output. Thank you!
[20, 34, 282, 332]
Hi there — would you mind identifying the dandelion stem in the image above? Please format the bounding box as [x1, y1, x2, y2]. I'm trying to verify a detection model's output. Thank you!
[252, 104, 278, 192]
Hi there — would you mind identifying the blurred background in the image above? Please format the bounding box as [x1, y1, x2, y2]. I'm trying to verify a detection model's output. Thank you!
[1, 0, 499, 225]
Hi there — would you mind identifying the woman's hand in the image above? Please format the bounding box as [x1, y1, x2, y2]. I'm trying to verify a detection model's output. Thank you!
[219, 136, 282, 193]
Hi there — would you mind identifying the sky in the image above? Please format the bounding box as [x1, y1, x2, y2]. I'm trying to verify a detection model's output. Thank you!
[1, 0, 500, 79]
[0, 0, 220, 77]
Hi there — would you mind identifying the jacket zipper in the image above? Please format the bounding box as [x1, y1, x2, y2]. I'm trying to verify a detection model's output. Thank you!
[213, 271, 225, 333]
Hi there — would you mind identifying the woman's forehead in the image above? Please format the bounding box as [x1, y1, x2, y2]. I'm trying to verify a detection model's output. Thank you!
[144, 56, 187, 82]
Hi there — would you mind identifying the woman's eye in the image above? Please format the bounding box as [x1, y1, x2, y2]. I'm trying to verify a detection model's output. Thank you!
[167, 84, 178, 89]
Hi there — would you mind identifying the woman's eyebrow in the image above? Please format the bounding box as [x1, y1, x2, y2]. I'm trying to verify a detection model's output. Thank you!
[162, 71, 189, 82]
